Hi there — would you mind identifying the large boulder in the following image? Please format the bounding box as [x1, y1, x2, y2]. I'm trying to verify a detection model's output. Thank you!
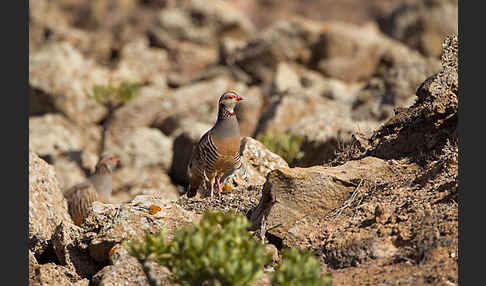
[29, 151, 72, 256]
[249, 156, 418, 249]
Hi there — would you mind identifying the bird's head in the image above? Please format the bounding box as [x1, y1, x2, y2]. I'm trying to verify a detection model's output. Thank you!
[95, 154, 119, 174]
[218, 91, 243, 114]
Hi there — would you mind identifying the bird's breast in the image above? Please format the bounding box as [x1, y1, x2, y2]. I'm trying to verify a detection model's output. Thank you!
[211, 136, 241, 156]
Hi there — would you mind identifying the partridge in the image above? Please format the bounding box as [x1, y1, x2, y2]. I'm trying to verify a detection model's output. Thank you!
[186, 91, 244, 198]
[63, 154, 119, 226]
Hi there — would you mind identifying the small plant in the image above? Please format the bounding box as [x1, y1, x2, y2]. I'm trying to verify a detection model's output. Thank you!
[127, 211, 270, 286]
[93, 81, 141, 106]
[92, 81, 141, 156]
[256, 131, 304, 164]
[272, 248, 332, 286]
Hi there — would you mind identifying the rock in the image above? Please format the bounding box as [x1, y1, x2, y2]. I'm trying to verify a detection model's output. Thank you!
[249, 156, 417, 249]
[113, 37, 170, 85]
[51, 156, 88, 193]
[223, 18, 322, 84]
[235, 86, 264, 137]
[51, 222, 99, 278]
[28, 0, 72, 53]
[155, 0, 254, 45]
[110, 127, 173, 171]
[272, 62, 302, 94]
[29, 114, 84, 157]
[376, 0, 458, 58]
[324, 234, 398, 268]
[255, 91, 325, 135]
[321, 35, 458, 276]
[29, 151, 72, 256]
[165, 41, 220, 86]
[255, 88, 377, 166]
[29, 250, 38, 282]
[29, 42, 110, 125]
[29, 114, 102, 188]
[299, 68, 361, 106]
[106, 127, 178, 202]
[92, 245, 171, 286]
[152, 76, 233, 128]
[107, 87, 168, 135]
[111, 166, 179, 204]
[365, 34, 457, 162]
[30, 263, 89, 286]
[81, 196, 198, 263]
[312, 22, 386, 82]
[288, 101, 379, 166]
[235, 137, 289, 187]
[148, 0, 253, 82]
[352, 38, 441, 121]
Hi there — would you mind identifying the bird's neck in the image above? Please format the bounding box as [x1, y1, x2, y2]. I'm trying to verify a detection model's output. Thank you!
[213, 106, 240, 139]
[91, 168, 112, 202]
[95, 164, 111, 175]
[217, 104, 236, 121]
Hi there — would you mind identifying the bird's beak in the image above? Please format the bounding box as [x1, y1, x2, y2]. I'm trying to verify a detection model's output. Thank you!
[236, 96, 244, 101]
[110, 157, 120, 163]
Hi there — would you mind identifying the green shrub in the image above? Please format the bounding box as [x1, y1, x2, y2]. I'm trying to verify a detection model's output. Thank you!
[256, 131, 304, 164]
[93, 81, 141, 106]
[272, 248, 331, 286]
[127, 211, 270, 286]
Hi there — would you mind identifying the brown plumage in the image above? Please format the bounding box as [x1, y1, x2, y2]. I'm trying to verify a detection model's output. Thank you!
[187, 91, 244, 198]
[63, 154, 119, 226]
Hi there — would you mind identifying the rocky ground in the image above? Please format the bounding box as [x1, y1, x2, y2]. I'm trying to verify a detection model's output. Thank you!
[29, 0, 458, 285]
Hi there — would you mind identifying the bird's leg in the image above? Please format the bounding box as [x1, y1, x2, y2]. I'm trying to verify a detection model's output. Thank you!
[210, 177, 215, 198]
[216, 175, 223, 195]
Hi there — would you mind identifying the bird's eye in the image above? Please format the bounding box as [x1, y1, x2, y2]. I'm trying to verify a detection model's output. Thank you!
[228, 96, 234, 99]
